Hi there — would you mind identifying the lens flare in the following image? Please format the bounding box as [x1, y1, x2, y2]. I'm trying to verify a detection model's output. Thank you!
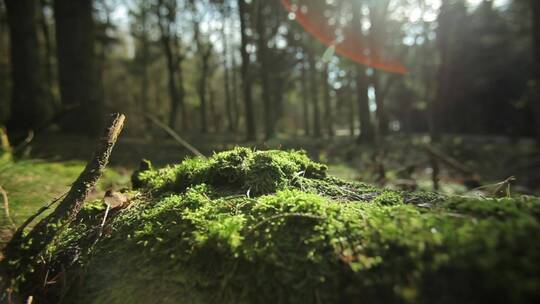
[282, 0, 407, 74]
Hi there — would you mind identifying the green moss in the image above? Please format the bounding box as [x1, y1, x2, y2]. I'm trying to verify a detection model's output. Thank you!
[12, 150, 540, 304]
[134, 148, 328, 196]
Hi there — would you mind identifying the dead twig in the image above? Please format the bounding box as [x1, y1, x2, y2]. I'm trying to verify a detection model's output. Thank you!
[0, 185, 16, 231]
[143, 113, 205, 158]
[421, 144, 478, 178]
[2, 113, 126, 282]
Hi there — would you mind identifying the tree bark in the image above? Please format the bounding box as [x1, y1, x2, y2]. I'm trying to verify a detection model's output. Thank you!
[530, 0, 540, 142]
[322, 63, 334, 138]
[38, 0, 57, 108]
[156, 0, 182, 130]
[300, 58, 310, 136]
[356, 65, 375, 144]
[221, 10, 235, 133]
[238, 0, 256, 141]
[347, 70, 356, 137]
[307, 49, 322, 138]
[255, 1, 274, 140]
[54, 0, 103, 136]
[4, 0, 52, 136]
[0, 4, 9, 125]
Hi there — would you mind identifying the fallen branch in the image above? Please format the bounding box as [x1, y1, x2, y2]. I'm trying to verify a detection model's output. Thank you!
[0, 185, 16, 231]
[144, 114, 205, 158]
[2, 113, 125, 281]
[421, 144, 478, 178]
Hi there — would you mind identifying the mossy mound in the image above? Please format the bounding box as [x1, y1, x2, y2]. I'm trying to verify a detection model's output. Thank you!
[14, 149, 540, 303]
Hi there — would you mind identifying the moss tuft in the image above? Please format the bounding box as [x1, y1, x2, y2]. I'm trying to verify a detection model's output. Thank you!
[11, 149, 540, 304]
[134, 148, 328, 196]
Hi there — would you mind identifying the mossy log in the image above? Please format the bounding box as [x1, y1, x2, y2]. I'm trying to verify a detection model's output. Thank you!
[6, 148, 540, 303]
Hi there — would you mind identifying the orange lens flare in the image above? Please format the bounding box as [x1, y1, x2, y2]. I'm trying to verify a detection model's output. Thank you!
[282, 0, 407, 74]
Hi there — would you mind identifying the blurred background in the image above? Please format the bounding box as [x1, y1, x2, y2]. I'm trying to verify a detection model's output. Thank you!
[1, 0, 540, 231]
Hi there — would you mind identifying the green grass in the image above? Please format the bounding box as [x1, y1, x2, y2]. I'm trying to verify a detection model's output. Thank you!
[0, 159, 129, 233]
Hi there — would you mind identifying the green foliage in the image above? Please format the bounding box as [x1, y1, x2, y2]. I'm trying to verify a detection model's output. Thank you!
[12, 150, 540, 303]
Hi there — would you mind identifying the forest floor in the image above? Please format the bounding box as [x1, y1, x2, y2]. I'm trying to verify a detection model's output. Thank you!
[1, 131, 539, 245]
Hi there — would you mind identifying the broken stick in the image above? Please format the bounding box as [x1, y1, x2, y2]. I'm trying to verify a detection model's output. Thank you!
[2, 113, 125, 276]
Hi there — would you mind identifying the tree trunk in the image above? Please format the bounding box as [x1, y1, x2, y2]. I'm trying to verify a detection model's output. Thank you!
[221, 12, 234, 132]
[0, 4, 9, 125]
[38, 0, 57, 108]
[238, 0, 256, 141]
[300, 58, 310, 136]
[256, 1, 274, 140]
[5, 0, 52, 136]
[231, 49, 240, 131]
[307, 49, 321, 138]
[356, 65, 375, 144]
[372, 70, 388, 135]
[530, 0, 540, 142]
[348, 70, 356, 137]
[198, 48, 211, 134]
[54, 0, 103, 136]
[322, 63, 334, 138]
[156, 0, 184, 130]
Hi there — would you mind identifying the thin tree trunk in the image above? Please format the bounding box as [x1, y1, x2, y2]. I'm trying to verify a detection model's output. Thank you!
[198, 49, 211, 134]
[156, 0, 181, 130]
[221, 10, 234, 133]
[356, 65, 375, 144]
[348, 70, 356, 137]
[300, 59, 310, 136]
[322, 63, 334, 138]
[0, 4, 9, 124]
[372, 70, 388, 135]
[256, 1, 274, 140]
[38, 0, 56, 108]
[231, 48, 240, 131]
[530, 0, 540, 142]
[54, 0, 102, 136]
[238, 0, 256, 141]
[307, 49, 321, 138]
[4, 0, 52, 136]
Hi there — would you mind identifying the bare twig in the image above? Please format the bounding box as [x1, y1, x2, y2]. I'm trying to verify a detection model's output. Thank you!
[144, 113, 205, 158]
[12, 130, 34, 155]
[0, 185, 16, 231]
[3, 113, 126, 280]
[421, 144, 479, 178]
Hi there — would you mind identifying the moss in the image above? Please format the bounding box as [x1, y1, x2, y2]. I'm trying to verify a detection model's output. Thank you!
[134, 148, 328, 196]
[13, 149, 540, 304]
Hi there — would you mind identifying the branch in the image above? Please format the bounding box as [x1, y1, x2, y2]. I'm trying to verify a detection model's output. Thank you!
[0, 185, 16, 231]
[144, 114, 205, 158]
[3, 113, 126, 276]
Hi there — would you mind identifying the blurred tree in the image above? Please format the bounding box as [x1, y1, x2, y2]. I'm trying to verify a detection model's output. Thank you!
[238, 0, 256, 140]
[255, 0, 274, 140]
[190, 0, 213, 134]
[322, 62, 334, 138]
[0, 2, 9, 125]
[4, 0, 53, 136]
[350, 2, 375, 143]
[130, 0, 154, 130]
[531, 0, 540, 141]
[54, 0, 104, 136]
[155, 0, 186, 130]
